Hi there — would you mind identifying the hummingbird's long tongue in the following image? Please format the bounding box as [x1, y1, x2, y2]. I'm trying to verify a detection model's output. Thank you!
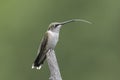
[60, 19, 92, 25]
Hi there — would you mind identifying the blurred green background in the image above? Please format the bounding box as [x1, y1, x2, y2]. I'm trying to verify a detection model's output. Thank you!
[0, 0, 120, 80]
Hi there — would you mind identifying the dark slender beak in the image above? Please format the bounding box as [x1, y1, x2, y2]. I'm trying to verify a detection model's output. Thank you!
[60, 19, 92, 25]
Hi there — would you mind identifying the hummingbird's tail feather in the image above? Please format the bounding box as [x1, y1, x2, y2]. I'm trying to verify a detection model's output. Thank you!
[32, 64, 42, 69]
[32, 55, 46, 70]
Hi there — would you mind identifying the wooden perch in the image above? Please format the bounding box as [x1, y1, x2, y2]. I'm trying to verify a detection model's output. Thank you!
[46, 50, 62, 80]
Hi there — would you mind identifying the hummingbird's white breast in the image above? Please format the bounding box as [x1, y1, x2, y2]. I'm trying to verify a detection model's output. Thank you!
[47, 30, 59, 49]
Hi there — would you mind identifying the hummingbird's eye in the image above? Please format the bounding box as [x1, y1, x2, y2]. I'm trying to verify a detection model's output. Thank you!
[54, 24, 59, 28]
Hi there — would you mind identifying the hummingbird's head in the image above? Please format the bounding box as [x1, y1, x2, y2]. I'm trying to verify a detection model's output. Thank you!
[48, 22, 62, 32]
[48, 19, 92, 32]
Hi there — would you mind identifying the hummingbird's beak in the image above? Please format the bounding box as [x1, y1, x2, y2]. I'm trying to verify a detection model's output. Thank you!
[60, 19, 92, 25]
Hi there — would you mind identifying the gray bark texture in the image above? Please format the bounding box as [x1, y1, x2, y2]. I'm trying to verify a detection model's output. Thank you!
[46, 50, 62, 80]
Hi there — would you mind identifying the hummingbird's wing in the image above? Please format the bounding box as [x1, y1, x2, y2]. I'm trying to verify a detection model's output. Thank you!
[32, 32, 49, 69]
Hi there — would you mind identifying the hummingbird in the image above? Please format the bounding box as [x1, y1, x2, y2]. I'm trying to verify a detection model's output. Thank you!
[32, 19, 91, 69]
